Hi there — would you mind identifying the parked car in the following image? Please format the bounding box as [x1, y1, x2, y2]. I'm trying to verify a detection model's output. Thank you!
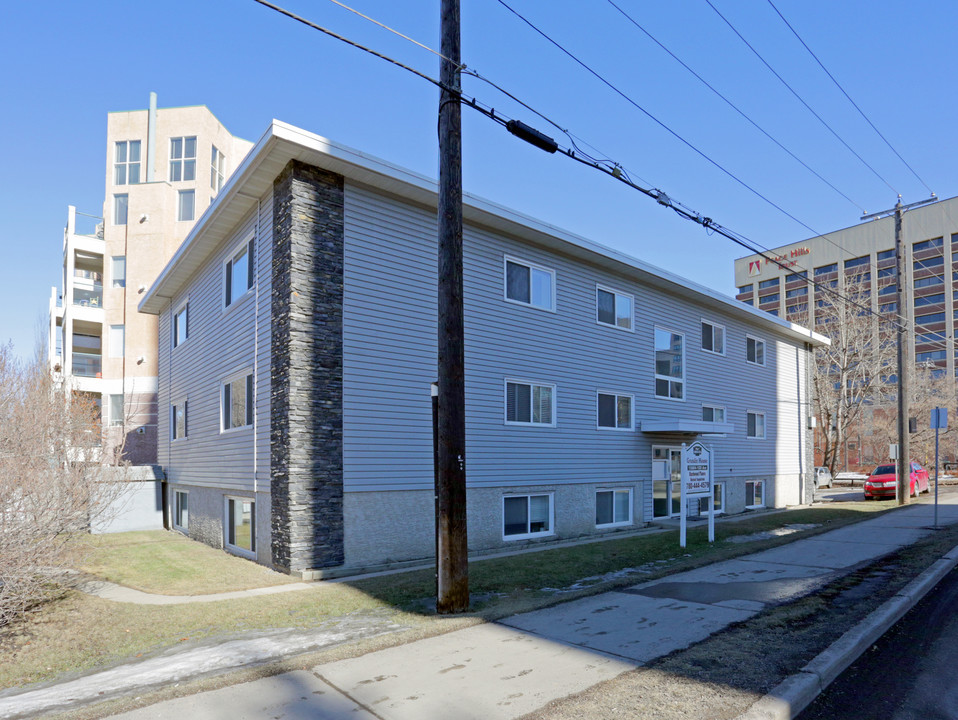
[814, 466, 833, 489]
[863, 461, 930, 500]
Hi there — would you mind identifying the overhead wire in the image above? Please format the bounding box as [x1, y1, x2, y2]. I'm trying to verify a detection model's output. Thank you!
[766, 0, 935, 198]
[703, 0, 899, 196]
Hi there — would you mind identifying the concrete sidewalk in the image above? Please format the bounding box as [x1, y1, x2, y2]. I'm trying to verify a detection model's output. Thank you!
[4, 497, 958, 720]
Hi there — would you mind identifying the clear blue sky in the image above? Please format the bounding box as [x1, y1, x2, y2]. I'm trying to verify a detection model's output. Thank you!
[2, 0, 955, 358]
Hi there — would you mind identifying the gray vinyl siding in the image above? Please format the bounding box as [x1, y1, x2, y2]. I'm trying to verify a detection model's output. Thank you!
[158, 196, 272, 493]
[342, 183, 808, 496]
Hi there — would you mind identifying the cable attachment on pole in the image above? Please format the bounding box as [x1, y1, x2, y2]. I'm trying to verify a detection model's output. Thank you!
[505, 119, 558, 153]
[653, 189, 672, 207]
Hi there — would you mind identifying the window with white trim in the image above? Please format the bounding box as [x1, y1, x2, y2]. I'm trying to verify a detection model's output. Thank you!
[654, 327, 684, 400]
[111, 256, 126, 289]
[173, 490, 189, 532]
[747, 336, 766, 366]
[504, 257, 554, 311]
[173, 302, 188, 348]
[505, 380, 555, 426]
[595, 488, 632, 527]
[503, 493, 553, 539]
[109, 324, 124, 358]
[222, 372, 253, 431]
[596, 286, 633, 330]
[746, 480, 765, 509]
[702, 405, 726, 423]
[177, 189, 195, 222]
[695, 482, 725, 515]
[747, 411, 766, 439]
[114, 194, 128, 225]
[225, 237, 255, 307]
[108, 394, 124, 427]
[701, 320, 725, 355]
[597, 392, 633, 430]
[211, 145, 226, 192]
[169, 136, 197, 182]
[226, 497, 255, 554]
[114, 140, 141, 185]
[171, 400, 188, 440]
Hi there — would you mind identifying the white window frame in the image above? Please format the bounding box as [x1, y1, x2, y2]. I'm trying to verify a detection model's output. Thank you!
[653, 326, 685, 401]
[171, 399, 188, 441]
[746, 335, 766, 367]
[114, 140, 141, 186]
[595, 487, 633, 528]
[221, 370, 254, 433]
[695, 482, 725, 516]
[108, 393, 124, 427]
[702, 404, 726, 424]
[503, 255, 556, 312]
[169, 135, 197, 182]
[701, 319, 726, 355]
[108, 324, 125, 358]
[111, 256, 126, 289]
[745, 480, 766, 509]
[504, 379, 556, 427]
[224, 234, 255, 309]
[211, 145, 226, 192]
[225, 496, 256, 557]
[502, 493, 554, 540]
[747, 410, 766, 439]
[595, 285, 634, 331]
[596, 391, 634, 431]
[113, 193, 128, 226]
[177, 189, 195, 222]
[173, 489, 189, 533]
[173, 301, 189, 349]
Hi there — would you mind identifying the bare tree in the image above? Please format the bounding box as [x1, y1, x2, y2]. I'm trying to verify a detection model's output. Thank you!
[810, 275, 896, 474]
[0, 345, 123, 626]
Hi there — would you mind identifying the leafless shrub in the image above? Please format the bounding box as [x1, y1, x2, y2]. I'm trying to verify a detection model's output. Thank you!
[0, 345, 123, 626]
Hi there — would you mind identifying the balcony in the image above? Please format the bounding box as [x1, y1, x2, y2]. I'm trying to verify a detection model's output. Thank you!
[72, 352, 102, 378]
[72, 286, 103, 308]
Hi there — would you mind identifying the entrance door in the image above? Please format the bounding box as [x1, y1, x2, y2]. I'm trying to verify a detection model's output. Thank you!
[652, 447, 683, 518]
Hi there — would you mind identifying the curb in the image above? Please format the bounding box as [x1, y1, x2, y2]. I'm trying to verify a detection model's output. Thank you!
[735, 541, 958, 720]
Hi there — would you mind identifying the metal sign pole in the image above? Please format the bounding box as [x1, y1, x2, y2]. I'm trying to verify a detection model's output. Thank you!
[932, 408, 947, 528]
[680, 443, 687, 549]
[708, 446, 715, 543]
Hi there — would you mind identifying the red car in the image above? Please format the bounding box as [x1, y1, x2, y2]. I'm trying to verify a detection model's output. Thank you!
[864, 461, 930, 500]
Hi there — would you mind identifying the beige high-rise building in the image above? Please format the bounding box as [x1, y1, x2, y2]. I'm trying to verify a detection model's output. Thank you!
[50, 94, 252, 464]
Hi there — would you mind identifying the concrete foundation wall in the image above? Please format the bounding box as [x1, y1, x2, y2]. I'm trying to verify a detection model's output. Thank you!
[91, 479, 164, 534]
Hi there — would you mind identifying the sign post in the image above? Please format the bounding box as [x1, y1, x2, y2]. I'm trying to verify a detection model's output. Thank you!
[932, 408, 947, 528]
[680, 441, 713, 548]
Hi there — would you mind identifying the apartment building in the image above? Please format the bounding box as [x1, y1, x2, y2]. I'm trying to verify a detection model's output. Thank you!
[140, 120, 826, 576]
[733, 196, 958, 377]
[50, 95, 252, 464]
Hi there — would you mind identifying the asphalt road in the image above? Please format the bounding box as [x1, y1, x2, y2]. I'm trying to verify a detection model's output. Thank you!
[798, 564, 958, 720]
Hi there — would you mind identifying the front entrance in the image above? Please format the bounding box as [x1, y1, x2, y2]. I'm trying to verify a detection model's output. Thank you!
[652, 446, 682, 518]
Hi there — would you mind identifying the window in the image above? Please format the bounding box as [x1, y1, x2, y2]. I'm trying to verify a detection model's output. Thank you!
[737, 284, 752, 294]
[759, 293, 779, 304]
[914, 293, 945, 307]
[225, 237, 255, 306]
[211, 145, 226, 192]
[844, 255, 870, 269]
[914, 256, 944, 270]
[114, 140, 141, 185]
[222, 373, 253, 431]
[504, 257, 554, 311]
[654, 328, 684, 399]
[701, 321, 725, 354]
[169, 136, 197, 182]
[913, 237, 943, 252]
[746, 480, 765, 508]
[746, 336, 766, 366]
[505, 380, 555, 426]
[878, 283, 899, 295]
[785, 287, 808, 298]
[879, 302, 897, 313]
[702, 405, 726, 423]
[758, 278, 779, 290]
[108, 394, 124, 426]
[916, 332, 946, 344]
[173, 491, 189, 531]
[747, 411, 766, 439]
[916, 350, 947, 362]
[785, 271, 807, 281]
[114, 194, 128, 225]
[595, 488, 632, 527]
[696, 483, 725, 515]
[503, 494, 552, 539]
[597, 392, 632, 430]
[226, 497, 255, 553]
[877, 249, 896, 261]
[814, 263, 838, 275]
[916, 312, 945, 325]
[111, 256, 126, 288]
[596, 286, 633, 330]
[173, 303, 188, 347]
[878, 266, 896, 278]
[171, 401, 188, 440]
[177, 190, 195, 222]
[108, 325, 124, 358]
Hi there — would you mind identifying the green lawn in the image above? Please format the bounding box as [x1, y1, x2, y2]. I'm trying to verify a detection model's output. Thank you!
[2, 499, 901, 692]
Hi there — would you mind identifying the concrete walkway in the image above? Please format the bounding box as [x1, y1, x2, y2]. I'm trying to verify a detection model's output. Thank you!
[4, 497, 958, 719]
[78, 579, 319, 605]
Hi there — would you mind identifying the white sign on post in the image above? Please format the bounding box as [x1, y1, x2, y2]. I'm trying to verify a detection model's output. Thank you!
[680, 442, 715, 548]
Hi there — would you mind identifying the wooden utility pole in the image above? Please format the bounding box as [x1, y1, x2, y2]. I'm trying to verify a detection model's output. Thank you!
[862, 195, 937, 505]
[435, 0, 469, 613]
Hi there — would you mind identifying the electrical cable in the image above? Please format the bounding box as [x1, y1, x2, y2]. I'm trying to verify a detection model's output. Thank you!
[703, 0, 899, 196]
[766, 0, 935, 198]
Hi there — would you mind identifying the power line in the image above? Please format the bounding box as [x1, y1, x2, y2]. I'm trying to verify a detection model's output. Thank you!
[703, 0, 900, 197]
[605, 0, 866, 214]
[766, 0, 935, 198]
